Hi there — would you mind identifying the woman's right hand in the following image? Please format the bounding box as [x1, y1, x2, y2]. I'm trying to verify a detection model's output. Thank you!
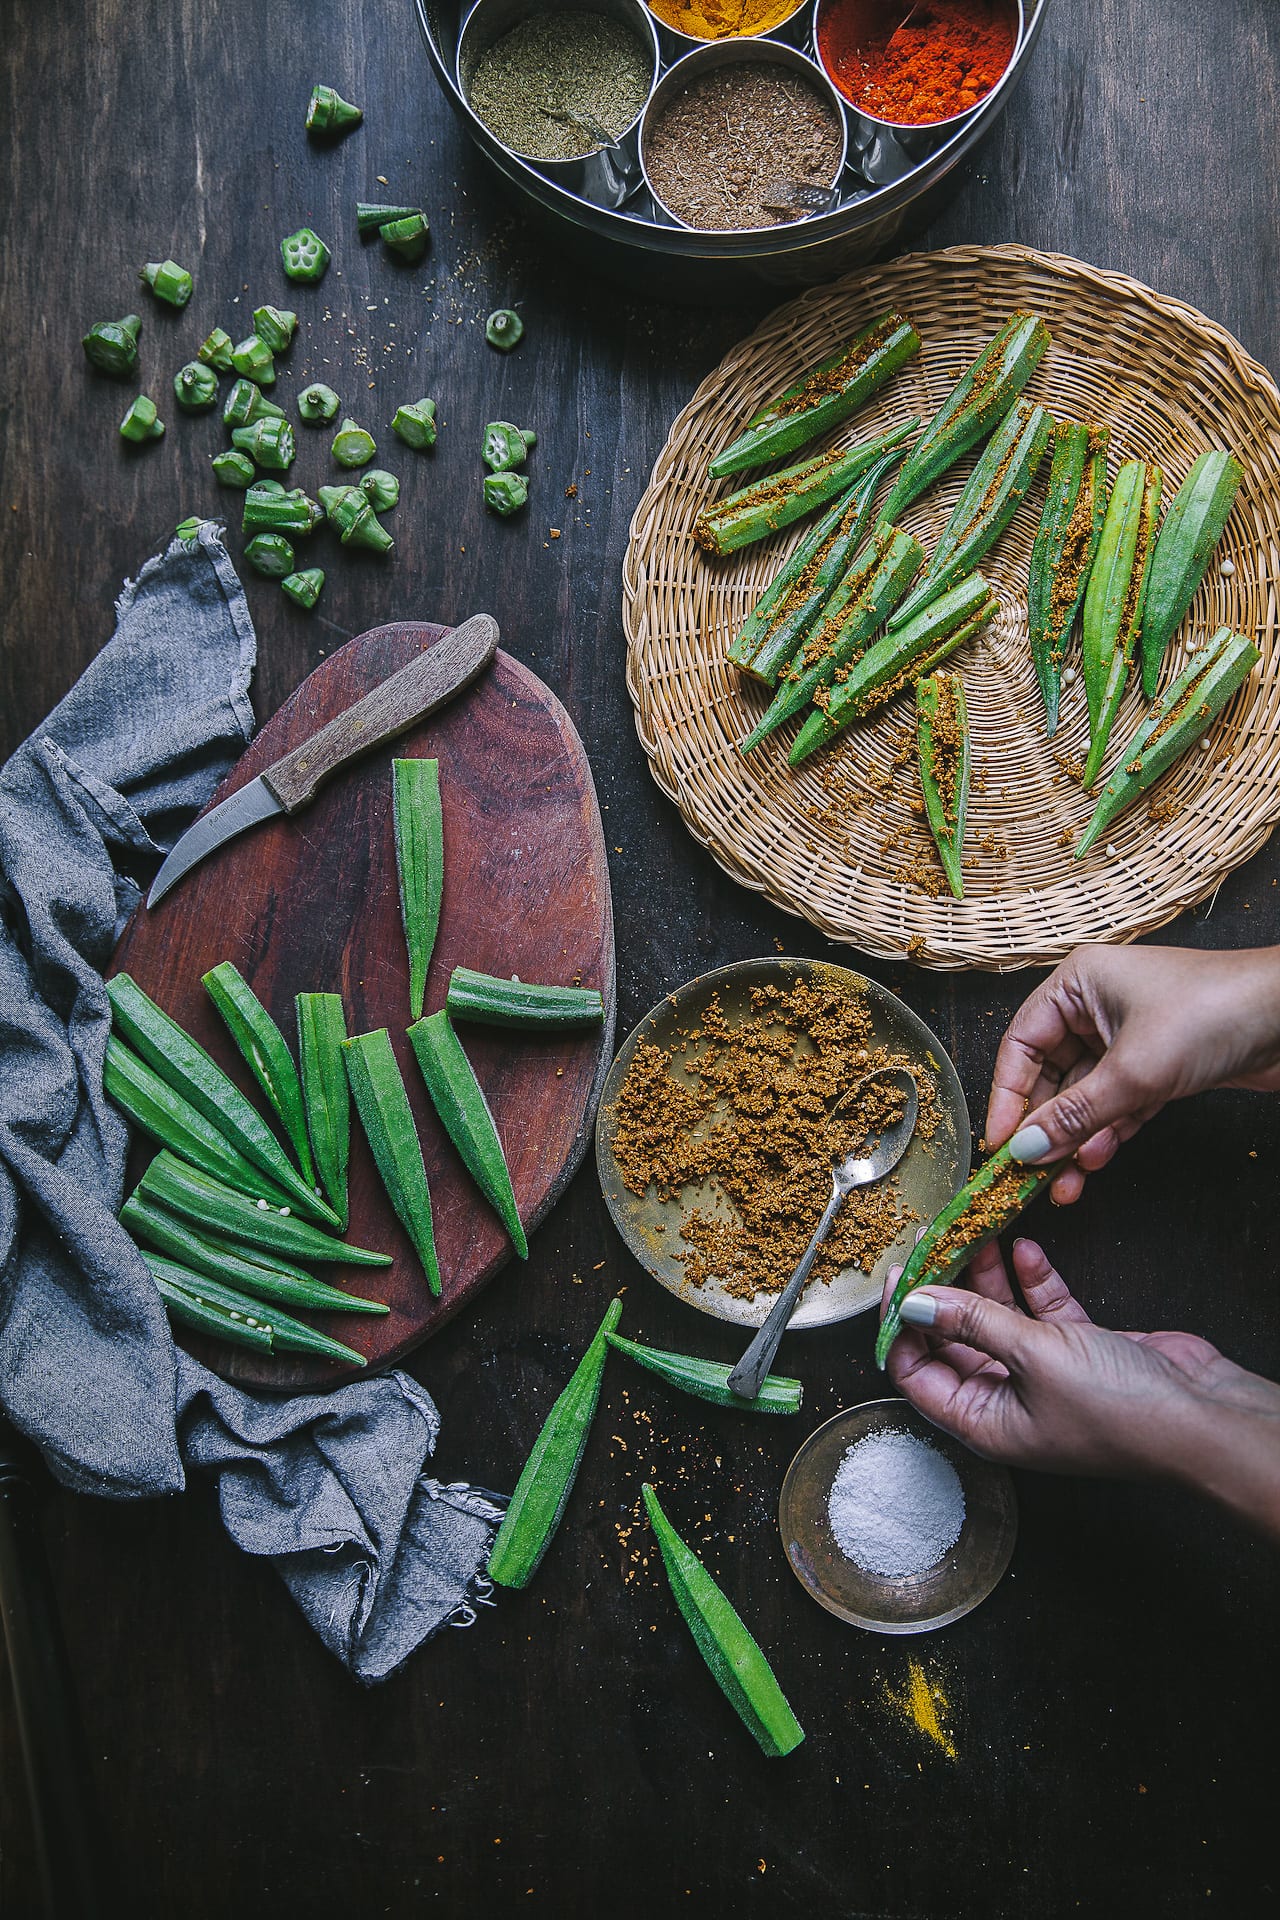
[985, 945, 1280, 1202]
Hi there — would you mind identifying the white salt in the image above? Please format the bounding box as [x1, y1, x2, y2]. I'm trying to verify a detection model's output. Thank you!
[827, 1428, 965, 1578]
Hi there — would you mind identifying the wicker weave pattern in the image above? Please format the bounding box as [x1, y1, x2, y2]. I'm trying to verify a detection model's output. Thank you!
[622, 245, 1280, 970]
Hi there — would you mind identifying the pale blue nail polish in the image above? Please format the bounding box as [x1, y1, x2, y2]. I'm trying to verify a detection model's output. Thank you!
[1008, 1123, 1053, 1164]
[900, 1291, 938, 1327]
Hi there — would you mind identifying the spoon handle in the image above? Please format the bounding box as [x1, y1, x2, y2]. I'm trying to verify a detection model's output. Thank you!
[727, 1178, 845, 1401]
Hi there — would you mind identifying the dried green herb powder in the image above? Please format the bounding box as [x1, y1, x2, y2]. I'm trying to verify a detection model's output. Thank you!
[466, 13, 651, 161]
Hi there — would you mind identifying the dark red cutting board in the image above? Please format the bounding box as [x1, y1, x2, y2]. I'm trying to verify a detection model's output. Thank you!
[111, 621, 615, 1391]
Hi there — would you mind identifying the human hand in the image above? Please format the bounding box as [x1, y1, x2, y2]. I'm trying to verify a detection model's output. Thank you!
[985, 944, 1280, 1202]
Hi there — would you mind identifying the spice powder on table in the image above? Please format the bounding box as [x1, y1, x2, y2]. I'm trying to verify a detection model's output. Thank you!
[644, 63, 844, 231]
[609, 974, 938, 1300]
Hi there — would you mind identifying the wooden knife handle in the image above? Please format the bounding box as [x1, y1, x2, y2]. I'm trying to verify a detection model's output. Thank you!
[261, 613, 500, 813]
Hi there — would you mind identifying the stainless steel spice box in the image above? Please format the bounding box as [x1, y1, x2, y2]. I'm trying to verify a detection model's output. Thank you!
[411, 0, 1049, 299]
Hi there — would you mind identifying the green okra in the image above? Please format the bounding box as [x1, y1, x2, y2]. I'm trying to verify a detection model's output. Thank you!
[144, 1255, 366, 1366]
[445, 967, 604, 1031]
[1081, 459, 1163, 786]
[642, 1483, 804, 1759]
[280, 228, 330, 283]
[317, 484, 393, 552]
[241, 485, 323, 536]
[1026, 420, 1109, 736]
[484, 472, 527, 517]
[298, 382, 341, 425]
[252, 305, 297, 353]
[106, 974, 339, 1226]
[727, 486, 856, 674]
[223, 378, 286, 429]
[485, 308, 523, 351]
[307, 85, 362, 135]
[357, 202, 422, 235]
[738, 524, 924, 751]
[876, 1143, 1068, 1367]
[121, 1195, 387, 1315]
[392, 757, 444, 1020]
[482, 422, 536, 474]
[140, 259, 192, 308]
[343, 1029, 441, 1295]
[198, 327, 235, 372]
[104, 1035, 294, 1206]
[332, 418, 376, 467]
[212, 449, 256, 489]
[789, 572, 998, 766]
[360, 469, 399, 512]
[202, 962, 316, 1186]
[119, 396, 163, 443]
[605, 1334, 801, 1413]
[708, 312, 921, 478]
[888, 399, 1053, 629]
[231, 334, 276, 386]
[487, 1297, 622, 1588]
[232, 416, 296, 471]
[1140, 449, 1244, 698]
[136, 1152, 389, 1265]
[173, 361, 219, 412]
[916, 670, 970, 900]
[1076, 626, 1259, 857]
[879, 311, 1050, 526]
[245, 534, 295, 579]
[296, 992, 351, 1226]
[83, 314, 141, 376]
[381, 212, 430, 263]
[148, 1257, 274, 1354]
[282, 568, 325, 611]
[407, 1012, 527, 1259]
[391, 398, 437, 449]
[694, 420, 919, 557]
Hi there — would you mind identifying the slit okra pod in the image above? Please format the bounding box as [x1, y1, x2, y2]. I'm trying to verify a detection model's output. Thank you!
[487, 1297, 622, 1587]
[694, 420, 919, 557]
[708, 312, 921, 478]
[444, 967, 604, 1030]
[144, 1255, 367, 1366]
[296, 992, 351, 1226]
[726, 487, 855, 674]
[342, 1029, 441, 1296]
[202, 962, 316, 1187]
[407, 1012, 528, 1259]
[147, 1258, 275, 1354]
[916, 671, 970, 900]
[1075, 626, 1259, 857]
[1081, 460, 1163, 786]
[1026, 421, 1109, 736]
[392, 757, 444, 1020]
[136, 1152, 390, 1265]
[878, 311, 1050, 526]
[1140, 449, 1244, 698]
[642, 1483, 804, 1758]
[104, 1036, 296, 1205]
[605, 1334, 802, 1413]
[121, 1195, 388, 1315]
[876, 1143, 1069, 1368]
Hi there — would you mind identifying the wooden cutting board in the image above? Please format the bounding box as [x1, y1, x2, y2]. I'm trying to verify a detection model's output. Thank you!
[112, 621, 616, 1391]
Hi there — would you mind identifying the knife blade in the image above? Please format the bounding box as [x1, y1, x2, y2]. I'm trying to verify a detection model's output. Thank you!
[147, 613, 499, 907]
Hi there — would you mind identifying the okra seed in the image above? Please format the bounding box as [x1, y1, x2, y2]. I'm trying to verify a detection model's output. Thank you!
[1199, 735, 1212, 750]
[230, 1311, 243, 1321]
[1061, 665, 1077, 686]
[1220, 558, 1235, 577]
[279, 1207, 291, 1216]
[1106, 843, 1117, 856]
[257, 1199, 269, 1210]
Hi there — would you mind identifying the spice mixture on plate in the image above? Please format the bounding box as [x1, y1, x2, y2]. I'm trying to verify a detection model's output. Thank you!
[644, 62, 843, 231]
[466, 13, 652, 161]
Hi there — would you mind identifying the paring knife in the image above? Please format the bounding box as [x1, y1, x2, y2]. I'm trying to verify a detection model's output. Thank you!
[147, 613, 499, 908]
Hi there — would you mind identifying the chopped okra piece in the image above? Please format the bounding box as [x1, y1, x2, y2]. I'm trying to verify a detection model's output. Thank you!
[252, 305, 298, 353]
[231, 334, 276, 386]
[298, 382, 340, 424]
[381, 212, 429, 263]
[119, 395, 164, 443]
[140, 259, 193, 308]
[242, 483, 323, 535]
[173, 361, 219, 412]
[280, 227, 330, 283]
[197, 327, 235, 372]
[306, 85, 362, 135]
[231, 416, 296, 471]
[483, 421, 536, 473]
[83, 314, 141, 376]
[245, 533, 296, 579]
[317, 484, 393, 553]
[391, 397, 437, 449]
[357, 202, 421, 235]
[484, 471, 528, 516]
[252, 478, 287, 497]
[332, 418, 376, 468]
[359, 469, 399, 511]
[223, 378, 285, 428]
[212, 448, 256, 488]
[174, 517, 205, 544]
[282, 567, 325, 611]
[485, 308, 523, 351]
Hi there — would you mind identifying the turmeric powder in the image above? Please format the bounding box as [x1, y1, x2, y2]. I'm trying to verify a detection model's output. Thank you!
[645, 0, 799, 41]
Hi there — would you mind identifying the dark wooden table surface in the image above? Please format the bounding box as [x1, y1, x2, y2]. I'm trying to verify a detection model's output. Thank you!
[2, 2, 1277, 1913]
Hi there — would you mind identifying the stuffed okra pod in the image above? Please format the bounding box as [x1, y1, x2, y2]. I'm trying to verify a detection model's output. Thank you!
[1140, 449, 1244, 698]
[1081, 460, 1163, 785]
[407, 1012, 527, 1258]
[694, 420, 918, 557]
[916, 671, 970, 900]
[1026, 420, 1109, 735]
[1075, 626, 1259, 856]
[708, 312, 921, 478]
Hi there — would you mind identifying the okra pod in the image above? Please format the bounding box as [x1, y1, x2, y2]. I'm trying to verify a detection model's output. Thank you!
[392, 757, 444, 1020]
[139, 259, 192, 308]
[121, 1195, 388, 1315]
[1076, 626, 1259, 857]
[83, 314, 141, 376]
[241, 486, 323, 536]
[342, 1030, 441, 1296]
[708, 312, 921, 478]
[789, 572, 998, 766]
[148, 1257, 275, 1354]
[380, 212, 430, 263]
[282, 569, 325, 612]
[879, 311, 1050, 526]
[173, 361, 219, 413]
[202, 962, 316, 1186]
[694, 420, 919, 557]
[916, 671, 970, 900]
[727, 488, 852, 673]
[252, 305, 297, 353]
[605, 1333, 801, 1413]
[445, 967, 604, 1030]
[407, 1014, 527, 1259]
[197, 327, 234, 372]
[888, 399, 1053, 629]
[231, 416, 296, 471]
[136, 1152, 390, 1266]
[307, 85, 362, 135]
[1140, 449, 1243, 698]
[223, 378, 285, 429]
[296, 992, 351, 1227]
[317, 484, 393, 552]
[1026, 421, 1109, 735]
[357, 202, 422, 235]
[738, 524, 924, 751]
[876, 1143, 1068, 1368]
[487, 1297, 622, 1587]
[1081, 460, 1163, 786]
[144, 1255, 366, 1366]
[642, 1483, 804, 1758]
[104, 1035, 294, 1206]
[107, 974, 339, 1225]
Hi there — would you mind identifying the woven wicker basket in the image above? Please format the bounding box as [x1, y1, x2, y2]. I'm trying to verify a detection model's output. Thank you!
[623, 244, 1280, 970]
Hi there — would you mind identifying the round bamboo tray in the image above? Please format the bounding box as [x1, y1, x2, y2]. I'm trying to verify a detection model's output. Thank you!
[622, 243, 1280, 970]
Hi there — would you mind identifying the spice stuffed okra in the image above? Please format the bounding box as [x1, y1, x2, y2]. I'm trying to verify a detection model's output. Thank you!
[121, 1195, 387, 1316]
[695, 420, 918, 557]
[296, 992, 351, 1225]
[445, 967, 604, 1030]
[144, 1255, 366, 1366]
[343, 1029, 441, 1295]
[393, 757, 444, 1020]
[916, 671, 970, 900]
[1140, 449, 1243, 698]
[606, 1333, 801, 1413]
[408, 1012, 528, 1258]
[487, 1298, 622, 1587]
[1026, 420, 1109, 735]
[202, 962, 316, 1186]
[728, 476, 865, 677]
[642, 1483, 804, 1759]
[708, 312, 921, 478]
[1075, 626, 1259, 857]
[136, 1152, 390, 1265]
[1081, 459, 1163, 786]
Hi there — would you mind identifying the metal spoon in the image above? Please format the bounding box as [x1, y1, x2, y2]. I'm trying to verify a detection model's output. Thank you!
[760, 179, 842, 217]
[727, 1068, 919, 1401]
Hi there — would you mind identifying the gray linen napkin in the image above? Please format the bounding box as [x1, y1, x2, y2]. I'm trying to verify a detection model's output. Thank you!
[0, 524, 503, 1681]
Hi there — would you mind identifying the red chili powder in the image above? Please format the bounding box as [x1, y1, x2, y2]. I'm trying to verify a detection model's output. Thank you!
[817, 0, 1015, 127]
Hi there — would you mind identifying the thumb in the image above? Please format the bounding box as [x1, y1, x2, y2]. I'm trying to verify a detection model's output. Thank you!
[1004, 1050, 1146, 1165]
[900, 1286, 1038, 1369]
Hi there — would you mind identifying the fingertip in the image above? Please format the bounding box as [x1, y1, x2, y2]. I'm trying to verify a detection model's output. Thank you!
[1049, 1165, 1085, 1206]
[1075, 1125, 1118, 1172]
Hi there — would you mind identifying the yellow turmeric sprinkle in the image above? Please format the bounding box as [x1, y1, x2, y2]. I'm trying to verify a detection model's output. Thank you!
[884, 1656, 958, 1759]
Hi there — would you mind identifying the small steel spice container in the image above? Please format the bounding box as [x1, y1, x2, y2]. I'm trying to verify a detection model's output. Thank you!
[414, 0, 1049, 298]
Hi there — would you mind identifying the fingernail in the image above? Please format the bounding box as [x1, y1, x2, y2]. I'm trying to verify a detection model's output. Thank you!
[900, 1291, 938, 1327]
[1008, 1123, 1053, 1164]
